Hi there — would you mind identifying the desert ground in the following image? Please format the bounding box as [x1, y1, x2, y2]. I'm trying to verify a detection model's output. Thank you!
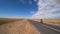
[0, 18, 40, 34]
[43, 19, 60, 26]
[0, 18, 60, 34]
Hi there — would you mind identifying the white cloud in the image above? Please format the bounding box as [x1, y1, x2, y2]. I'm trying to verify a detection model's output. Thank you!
[19, 0, 33, 4]
[31, 0, 60, 19]
[33, 0, 38, 2]
[31, 11, 35, 14]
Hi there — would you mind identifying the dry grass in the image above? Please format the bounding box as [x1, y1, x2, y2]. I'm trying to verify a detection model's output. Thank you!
[31, 19, 60, 26]
[0, 18, 40, 34]
[43, 19, 60, 26]
[0, 18, 24, 25]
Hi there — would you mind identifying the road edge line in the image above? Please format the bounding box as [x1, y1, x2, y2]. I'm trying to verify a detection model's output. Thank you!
[42, 24, 60, 32]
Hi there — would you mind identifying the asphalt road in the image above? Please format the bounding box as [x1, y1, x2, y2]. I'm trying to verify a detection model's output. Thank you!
[28, 20, 60, 34]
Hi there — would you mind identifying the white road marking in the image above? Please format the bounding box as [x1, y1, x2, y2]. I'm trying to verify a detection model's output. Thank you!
[42, 24, 60, 32]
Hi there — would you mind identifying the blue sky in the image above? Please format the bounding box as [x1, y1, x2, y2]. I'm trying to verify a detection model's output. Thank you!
[0, 0, 60, 19]
[0, 0, 38, 18]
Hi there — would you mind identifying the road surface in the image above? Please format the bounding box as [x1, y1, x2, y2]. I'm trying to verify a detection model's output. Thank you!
[28, 20, 60, 34]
